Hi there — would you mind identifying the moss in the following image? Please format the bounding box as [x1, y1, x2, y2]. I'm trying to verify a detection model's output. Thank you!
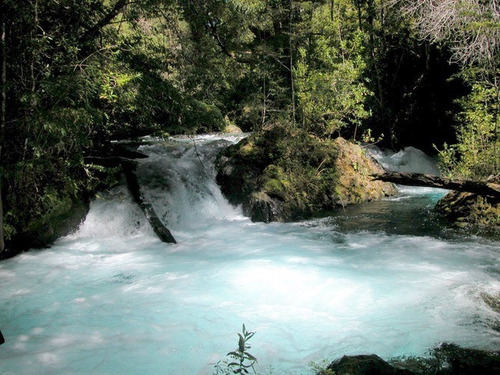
[13, 194, 89, 249]
[262, 165, 291, 201]
[216, 125, 397, 222]
[223, 124, 243, 134]
[239, 141, 255, 157]
[436, 191, 500, 235]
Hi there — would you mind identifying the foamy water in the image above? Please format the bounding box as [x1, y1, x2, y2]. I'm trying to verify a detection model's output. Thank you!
[1, 136, 499, 375]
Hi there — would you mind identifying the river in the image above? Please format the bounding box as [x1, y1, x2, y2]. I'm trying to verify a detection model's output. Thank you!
[1, 135, 499, 374]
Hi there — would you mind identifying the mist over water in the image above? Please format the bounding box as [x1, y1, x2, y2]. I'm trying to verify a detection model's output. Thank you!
[1, 136, 500, 375]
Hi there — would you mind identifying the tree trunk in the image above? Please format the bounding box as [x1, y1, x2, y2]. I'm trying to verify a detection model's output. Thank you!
[0, 193, 4, 253]
[1, 21, 5, 145]
[121, 160, 177, 244]
[79, 0, 129, 44]
[289, 0, 296, 127]
[372, 172, 500, 200]
[0, 21, 6, 254]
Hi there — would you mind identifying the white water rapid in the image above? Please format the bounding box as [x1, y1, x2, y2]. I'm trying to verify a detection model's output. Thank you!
[1, 135, 500, 375]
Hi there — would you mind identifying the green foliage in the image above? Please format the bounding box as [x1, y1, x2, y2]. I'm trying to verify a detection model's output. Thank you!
[438, 81, 500, 180]
[295, 3, 371, 138]
[308, 359, 336, 375]
[213, 325, 258, 375]
[2, 0, 499, 248]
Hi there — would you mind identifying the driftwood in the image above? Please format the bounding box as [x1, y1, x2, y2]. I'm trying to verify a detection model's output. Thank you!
[372, 172, 500, 200]
[84, 147, 148, 167]
[85, 153, 177, 244]
[121, 160, 177, 244]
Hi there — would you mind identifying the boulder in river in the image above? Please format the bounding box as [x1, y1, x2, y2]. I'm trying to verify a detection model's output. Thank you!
[435, 190, 500, 233]
[322, 344, 500, 375]
[325, 354, 414, 375]
[216, 126, 396, 222]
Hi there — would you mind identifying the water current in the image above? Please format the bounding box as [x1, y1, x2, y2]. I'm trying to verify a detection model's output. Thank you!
[1, 135, 500, 374]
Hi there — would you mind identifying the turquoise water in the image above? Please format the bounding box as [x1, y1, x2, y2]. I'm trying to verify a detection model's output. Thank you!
[1, 136, 499, 375]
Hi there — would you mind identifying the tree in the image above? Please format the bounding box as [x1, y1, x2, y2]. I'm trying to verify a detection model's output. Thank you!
[1, 21, 6, 253]
[294, 1, 372, 138]
[395, 0, 500, 179]
[0, 0, 136, 248]
[395, 0, 500, 67]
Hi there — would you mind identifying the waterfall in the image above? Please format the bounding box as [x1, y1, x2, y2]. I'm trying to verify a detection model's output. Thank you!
[367, 145, 441, 175]
[134, 135, 245, 234]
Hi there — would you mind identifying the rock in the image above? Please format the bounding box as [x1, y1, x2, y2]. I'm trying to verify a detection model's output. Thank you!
[429, 343, 500, 375]
[320, 345, 500, 375]
[326, 354, 415, 375]
[2, 197, 89, 259]
[332, 137, 397, 206]
[216, 126, 396, 222]
[223, 124, 243, 134]
[435, 191, 500, 233]
[246, 192, 283, 223]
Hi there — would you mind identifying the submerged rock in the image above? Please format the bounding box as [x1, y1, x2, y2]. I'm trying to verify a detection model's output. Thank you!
[216, 126, 396, 222]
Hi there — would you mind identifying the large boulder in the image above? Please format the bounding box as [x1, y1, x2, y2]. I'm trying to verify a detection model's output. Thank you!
[325, 354, 414, 375]
[435, 190, 500, 233]
[323, 345, 500, 375]
[2, 196, 89, 260]
[216, 126, 396, 222]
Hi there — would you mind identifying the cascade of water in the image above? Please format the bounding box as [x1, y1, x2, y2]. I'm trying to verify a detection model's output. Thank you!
[367, 145, 441, 175]
[134, 135, 245, 235]
[0, 135, 499, 375]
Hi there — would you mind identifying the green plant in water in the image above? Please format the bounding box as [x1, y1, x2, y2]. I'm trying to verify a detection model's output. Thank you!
[213, 325, 258, 374]
[308, 359, 336, 375]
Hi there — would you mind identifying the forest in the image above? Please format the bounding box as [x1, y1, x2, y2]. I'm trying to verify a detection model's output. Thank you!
[1, 0, 499, 251]
[2, 2, 500, 374]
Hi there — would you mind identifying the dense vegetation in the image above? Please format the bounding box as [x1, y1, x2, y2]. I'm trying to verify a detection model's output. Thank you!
[1, 0, 499, 252]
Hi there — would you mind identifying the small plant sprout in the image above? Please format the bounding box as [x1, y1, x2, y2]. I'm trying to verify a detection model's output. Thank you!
[227, 324, 258, 374]
[214, 324, 258, 375]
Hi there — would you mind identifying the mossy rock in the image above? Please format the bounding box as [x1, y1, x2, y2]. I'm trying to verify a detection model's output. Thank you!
[222, 124, 243, 134]
[435, 191, 500, 234]
[332, 137, 397, 207]
[216, 126, 396, 222]
[6, 196, 89, 254]
[326, 354, 414, 375]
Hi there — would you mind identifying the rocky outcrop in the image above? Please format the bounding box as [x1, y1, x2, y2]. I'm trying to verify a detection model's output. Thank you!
[222, 123, 243, 134]
[435, 190, 500, 232]
[321, 344, 500, 375]
[216, 126, 396, 222]
[325, 354, 414, 375]
[1, 197, 89, 260]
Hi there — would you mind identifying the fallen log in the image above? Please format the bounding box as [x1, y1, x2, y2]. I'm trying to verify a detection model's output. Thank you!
[372, 172, 500, 200]
[85, 154, 177, 244]
[121, 160, 177, 244]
